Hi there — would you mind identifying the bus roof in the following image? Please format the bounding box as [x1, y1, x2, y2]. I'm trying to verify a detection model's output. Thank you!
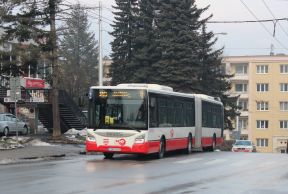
[90, 84, 222, 105]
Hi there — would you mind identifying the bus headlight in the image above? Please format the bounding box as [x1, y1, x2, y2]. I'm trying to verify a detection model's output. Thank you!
[135, 134, 145, 144]
[87, 133, 96, 142]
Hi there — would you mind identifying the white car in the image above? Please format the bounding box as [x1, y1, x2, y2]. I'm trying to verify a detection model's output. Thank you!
[231, 140, 256, 153]
[0, 113, 29, 136]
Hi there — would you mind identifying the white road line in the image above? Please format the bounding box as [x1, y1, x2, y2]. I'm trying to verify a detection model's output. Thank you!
[175, 158, 203, 164]
[204, 159, 226, 165]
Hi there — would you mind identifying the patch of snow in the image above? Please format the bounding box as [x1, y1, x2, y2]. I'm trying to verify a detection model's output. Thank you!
[0, 144, 24, 150]
[0, 159, 17, 165]
[9, 136, 31, 143]
[26, 139, 55, 146]
[65, 128, 87, 136]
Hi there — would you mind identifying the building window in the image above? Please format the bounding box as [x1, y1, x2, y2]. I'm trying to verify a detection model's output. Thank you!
[238, 118, 248, 130]
[280, 83, 288, 92]
[235, 83, 247, 92]
[280, 102, 288, 111]
[239, 100, 248, 111]
[256, 101, 268, 111]
[235, 64, 248, 75]
[280, 120, 288, 129]
[256, 65, 268, 74]
[256, 138, 268, 147]
[280, 64, 288, 74]
[257, 120, 268, 129]
[256, 83, 269, 92]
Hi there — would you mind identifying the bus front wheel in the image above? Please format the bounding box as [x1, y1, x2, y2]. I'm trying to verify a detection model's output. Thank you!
[103, 152, 114, 159]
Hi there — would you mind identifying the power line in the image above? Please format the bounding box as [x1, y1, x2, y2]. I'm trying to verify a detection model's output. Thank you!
[208, 18, 288, 23]
[86, 9, 114, 25]
[239, 0, 288, 51]
[262, 0, 288, 38]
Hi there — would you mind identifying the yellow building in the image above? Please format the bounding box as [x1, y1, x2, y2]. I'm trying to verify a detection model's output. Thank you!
[223, 55, 288, 153]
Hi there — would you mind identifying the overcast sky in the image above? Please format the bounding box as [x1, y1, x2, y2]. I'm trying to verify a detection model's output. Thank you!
[71, 0, 288, 57]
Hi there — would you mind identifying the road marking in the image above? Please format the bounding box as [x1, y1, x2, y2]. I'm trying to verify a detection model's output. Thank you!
[204, 159, 226, 165]
[175, 158, 203, 164]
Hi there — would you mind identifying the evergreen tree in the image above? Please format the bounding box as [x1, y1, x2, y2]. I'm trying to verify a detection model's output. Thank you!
[110, 0, 139, 84]
[0, 0, 64, 137]
[125, 0, 159, 83]
[59, 4, 98, 108]
[151, 0, 204, 92]
[197, 24, 239, 130]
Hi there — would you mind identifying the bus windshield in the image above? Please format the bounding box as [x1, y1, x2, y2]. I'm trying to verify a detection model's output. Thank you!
[88, 89, 148, 130]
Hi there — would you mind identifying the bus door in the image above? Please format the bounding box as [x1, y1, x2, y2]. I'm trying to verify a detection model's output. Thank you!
[194, 97, 202, 148]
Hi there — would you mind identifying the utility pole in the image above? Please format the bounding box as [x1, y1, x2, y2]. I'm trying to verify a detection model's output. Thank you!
[98, 1, 103, 86]
[50, 0, 61, 138]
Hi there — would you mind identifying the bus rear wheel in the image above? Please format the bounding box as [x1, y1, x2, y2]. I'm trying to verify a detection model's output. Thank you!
[157, 138, 165, 159]
[103, 153, 114, 159]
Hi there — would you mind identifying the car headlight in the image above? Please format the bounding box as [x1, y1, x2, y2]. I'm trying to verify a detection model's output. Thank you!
[87, 133, 96, 141]
[135, 134, 145, 144]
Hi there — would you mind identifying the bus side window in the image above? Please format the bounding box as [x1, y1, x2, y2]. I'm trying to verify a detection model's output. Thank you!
[149, 97, 158, 127]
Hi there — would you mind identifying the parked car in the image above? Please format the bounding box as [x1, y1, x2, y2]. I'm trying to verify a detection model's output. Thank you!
[231, 140, 256, 152]
[0, 113, 29, 136]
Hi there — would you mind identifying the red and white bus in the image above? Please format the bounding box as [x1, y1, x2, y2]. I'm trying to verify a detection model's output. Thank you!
[86, 84, 224, 159]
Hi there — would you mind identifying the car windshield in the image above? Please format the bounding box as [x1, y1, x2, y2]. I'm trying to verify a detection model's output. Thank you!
[235, 140, 252, 146]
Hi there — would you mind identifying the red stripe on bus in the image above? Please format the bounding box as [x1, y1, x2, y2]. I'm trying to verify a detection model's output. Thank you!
[166, 138, 188, 151]
[86, 137, 223, 154]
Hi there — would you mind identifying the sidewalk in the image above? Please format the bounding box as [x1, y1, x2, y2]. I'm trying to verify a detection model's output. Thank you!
[0, 133, 87, 165]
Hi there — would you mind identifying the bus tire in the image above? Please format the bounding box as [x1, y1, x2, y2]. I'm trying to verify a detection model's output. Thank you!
[157, 137, 166, 159]
[103, 152, 114, 159]
[185, 134, 193, 154]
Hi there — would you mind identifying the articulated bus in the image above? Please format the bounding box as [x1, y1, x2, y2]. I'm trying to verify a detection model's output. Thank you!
[86, 84, 224, 159]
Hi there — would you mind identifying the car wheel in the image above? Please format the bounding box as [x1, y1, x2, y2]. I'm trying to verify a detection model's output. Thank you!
[186, 134, 193, 154]
[22, 126, 28, 135]
[158, 137, 166, 159]
[3, 127, 9, 136]
[103, 153, 114, 159]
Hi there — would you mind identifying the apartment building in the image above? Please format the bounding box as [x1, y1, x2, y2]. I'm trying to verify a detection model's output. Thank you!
[223, 55, 288, 153]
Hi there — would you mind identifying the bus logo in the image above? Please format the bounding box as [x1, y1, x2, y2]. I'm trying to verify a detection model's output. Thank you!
[103, 139, 109, 145]
[170, 129, 174, 138]
[116, 138, 126, 146]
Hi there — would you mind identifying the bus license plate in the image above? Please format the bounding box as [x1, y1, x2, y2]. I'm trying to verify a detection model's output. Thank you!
[108, 148, 121, 151]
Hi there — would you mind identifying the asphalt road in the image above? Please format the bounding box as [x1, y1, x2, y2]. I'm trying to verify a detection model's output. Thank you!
[1, 151, 288, 194]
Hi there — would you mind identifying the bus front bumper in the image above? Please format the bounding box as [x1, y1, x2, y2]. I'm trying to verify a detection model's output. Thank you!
[86, 140, 158, 154]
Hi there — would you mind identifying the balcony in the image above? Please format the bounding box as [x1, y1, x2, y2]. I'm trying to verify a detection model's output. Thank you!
[231, 74, 249, 81]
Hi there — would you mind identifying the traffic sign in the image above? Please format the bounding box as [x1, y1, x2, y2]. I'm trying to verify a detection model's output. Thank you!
[10, 77, 21, 100]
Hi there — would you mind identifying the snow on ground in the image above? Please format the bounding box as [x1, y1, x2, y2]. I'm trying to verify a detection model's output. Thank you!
[25, 139, 55, 146]
[0, 136, 54, 150]
[64, 128, 86, 143]
[65, 128, 87, 136]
